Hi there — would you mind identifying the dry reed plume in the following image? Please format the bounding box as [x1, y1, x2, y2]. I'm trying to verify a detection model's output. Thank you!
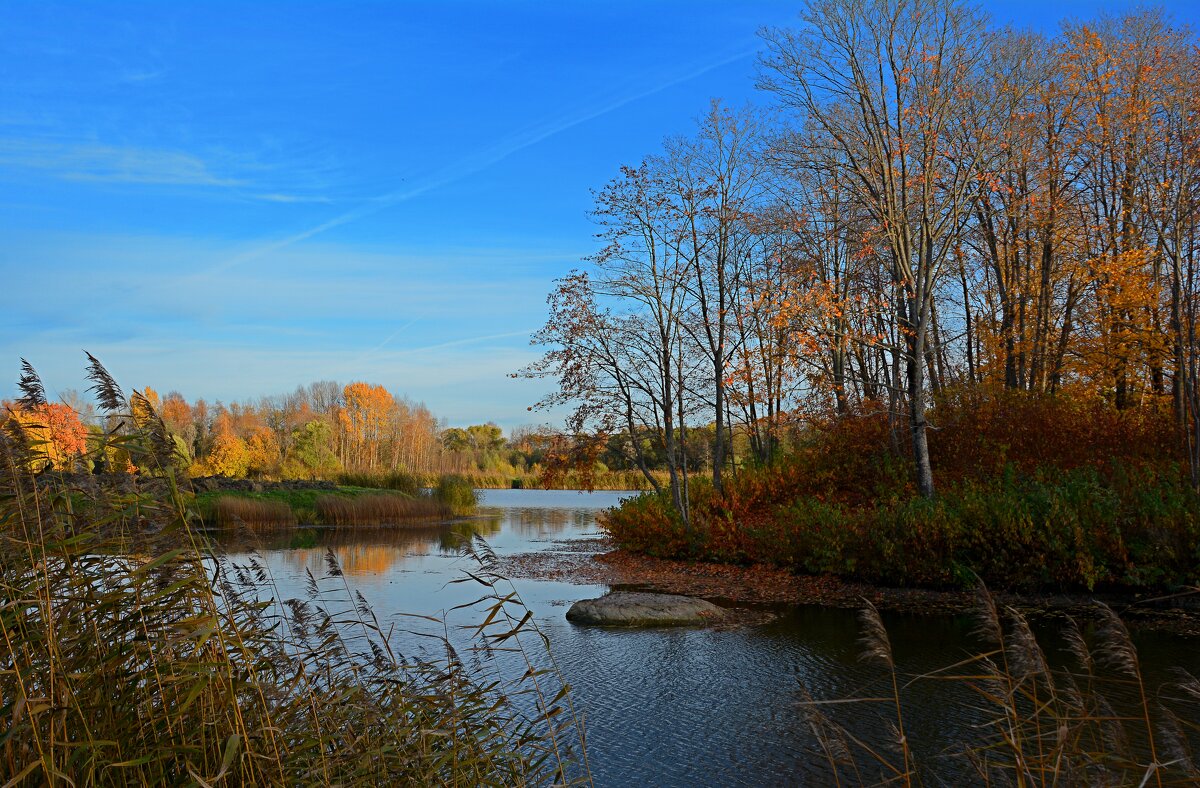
[802, 582, 1200, 786]
[0, 355, 588, 786]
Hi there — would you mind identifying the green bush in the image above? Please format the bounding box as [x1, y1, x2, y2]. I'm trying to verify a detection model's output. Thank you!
[336, 469, 422, 495]
[433, 474, 478, 515]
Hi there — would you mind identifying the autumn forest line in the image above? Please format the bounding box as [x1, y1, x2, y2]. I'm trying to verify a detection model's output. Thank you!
[9, 2, 1200, 517]
[3, 377, 589, 486]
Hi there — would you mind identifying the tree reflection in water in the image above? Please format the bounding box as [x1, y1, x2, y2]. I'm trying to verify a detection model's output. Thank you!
[507, 507, 592, 538]
[217, 518, 504, 576]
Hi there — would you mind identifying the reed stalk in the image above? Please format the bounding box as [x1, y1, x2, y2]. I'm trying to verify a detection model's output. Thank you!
[0, 356, 588, 786]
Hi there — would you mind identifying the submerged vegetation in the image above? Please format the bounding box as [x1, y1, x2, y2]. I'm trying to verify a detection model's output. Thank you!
[0, 356, 586, 785]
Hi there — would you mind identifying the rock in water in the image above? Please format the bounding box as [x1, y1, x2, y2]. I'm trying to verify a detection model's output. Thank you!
[566, 591, 724, 627]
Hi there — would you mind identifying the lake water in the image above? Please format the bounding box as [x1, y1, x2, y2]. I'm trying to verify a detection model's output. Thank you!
[224, 488, 1200, 786]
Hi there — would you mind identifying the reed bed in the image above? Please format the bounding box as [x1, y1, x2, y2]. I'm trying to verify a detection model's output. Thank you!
[336, 469, 422, 495]
[316, 493, 450, 525]
[803, 586, 1200, 786]
[213, 495, 297, 528]
[0, 355, 588, 786]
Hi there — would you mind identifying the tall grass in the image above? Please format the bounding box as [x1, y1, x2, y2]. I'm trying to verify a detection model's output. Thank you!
[316, 493, 450, 525]
[802, 586, 1200, 786]
[336, 469, 422, 495]
[0, 356, 587, 786]
[213, 495, 298, 528]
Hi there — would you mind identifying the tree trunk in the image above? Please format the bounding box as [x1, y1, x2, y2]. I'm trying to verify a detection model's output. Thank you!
[905, 294, 936, 499]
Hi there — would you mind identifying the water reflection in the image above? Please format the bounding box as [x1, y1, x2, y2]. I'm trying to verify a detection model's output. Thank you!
[216, 490, 1200, 787]
[492, 506, 596, 538]
[216, 518, 504, 576]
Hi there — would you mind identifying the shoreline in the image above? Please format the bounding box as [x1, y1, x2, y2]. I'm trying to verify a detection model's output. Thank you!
[496, 536, 1200, 636]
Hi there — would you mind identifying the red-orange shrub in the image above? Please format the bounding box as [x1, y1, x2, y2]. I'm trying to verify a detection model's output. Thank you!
[602, 389, 1198, 592]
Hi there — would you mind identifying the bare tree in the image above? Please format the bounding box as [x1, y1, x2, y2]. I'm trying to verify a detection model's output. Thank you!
[525, 163, 697, 522]
[760, 0, 996, 496]
[660, 102, 770, 492]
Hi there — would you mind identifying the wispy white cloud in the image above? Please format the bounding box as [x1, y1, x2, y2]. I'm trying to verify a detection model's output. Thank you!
[357, 317, 424, 360]
[1, 226, 563, 427]
[389, 330, 537, 357]
[118, 68, 166, 84]
[0, 140, 242, 187]
[253, 192, 333, 204]
[194, 46, 756, 279]
[3, 229, 556, 341]
[0, 140, 337, 204]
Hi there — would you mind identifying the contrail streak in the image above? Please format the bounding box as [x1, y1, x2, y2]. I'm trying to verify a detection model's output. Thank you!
[194, 46, 756, 279]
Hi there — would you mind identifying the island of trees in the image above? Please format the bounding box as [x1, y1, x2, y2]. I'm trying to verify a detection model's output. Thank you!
[525, 1, 1200, 593]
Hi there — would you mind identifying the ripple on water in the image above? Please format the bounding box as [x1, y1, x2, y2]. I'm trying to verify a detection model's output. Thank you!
[225, 490, 1200, 787]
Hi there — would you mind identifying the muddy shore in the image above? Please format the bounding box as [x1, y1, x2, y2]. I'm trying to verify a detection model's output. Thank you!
[496, 536, 1200, 635]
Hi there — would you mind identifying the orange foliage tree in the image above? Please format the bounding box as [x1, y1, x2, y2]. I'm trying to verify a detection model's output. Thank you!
[337, 382, 395, 472]
[206, 413, 250, 477]
[5, 402, 90, 471]
[245, 426, 281, 477]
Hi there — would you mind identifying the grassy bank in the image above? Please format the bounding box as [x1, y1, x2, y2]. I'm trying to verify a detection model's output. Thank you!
[194, 477, 478, 528]
[607, 464, 1199, 592]
[604, 391, 1200, 593]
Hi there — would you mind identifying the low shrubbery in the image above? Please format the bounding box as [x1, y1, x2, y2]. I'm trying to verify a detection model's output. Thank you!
[433, 474, 480, 515]
[604, 390, 1200, 592]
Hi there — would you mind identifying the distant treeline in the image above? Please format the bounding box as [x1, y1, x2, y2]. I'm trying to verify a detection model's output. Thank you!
[3, 377, 701, 487]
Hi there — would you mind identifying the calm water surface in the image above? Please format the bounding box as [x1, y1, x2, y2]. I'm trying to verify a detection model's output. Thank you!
[225, 489, 1200, 786]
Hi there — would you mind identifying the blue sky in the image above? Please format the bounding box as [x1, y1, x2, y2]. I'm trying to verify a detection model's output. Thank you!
[3, 1, 1197, 431]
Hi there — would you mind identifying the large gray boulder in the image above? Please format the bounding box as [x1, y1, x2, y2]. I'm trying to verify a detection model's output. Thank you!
[566, 591, 724, 627]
